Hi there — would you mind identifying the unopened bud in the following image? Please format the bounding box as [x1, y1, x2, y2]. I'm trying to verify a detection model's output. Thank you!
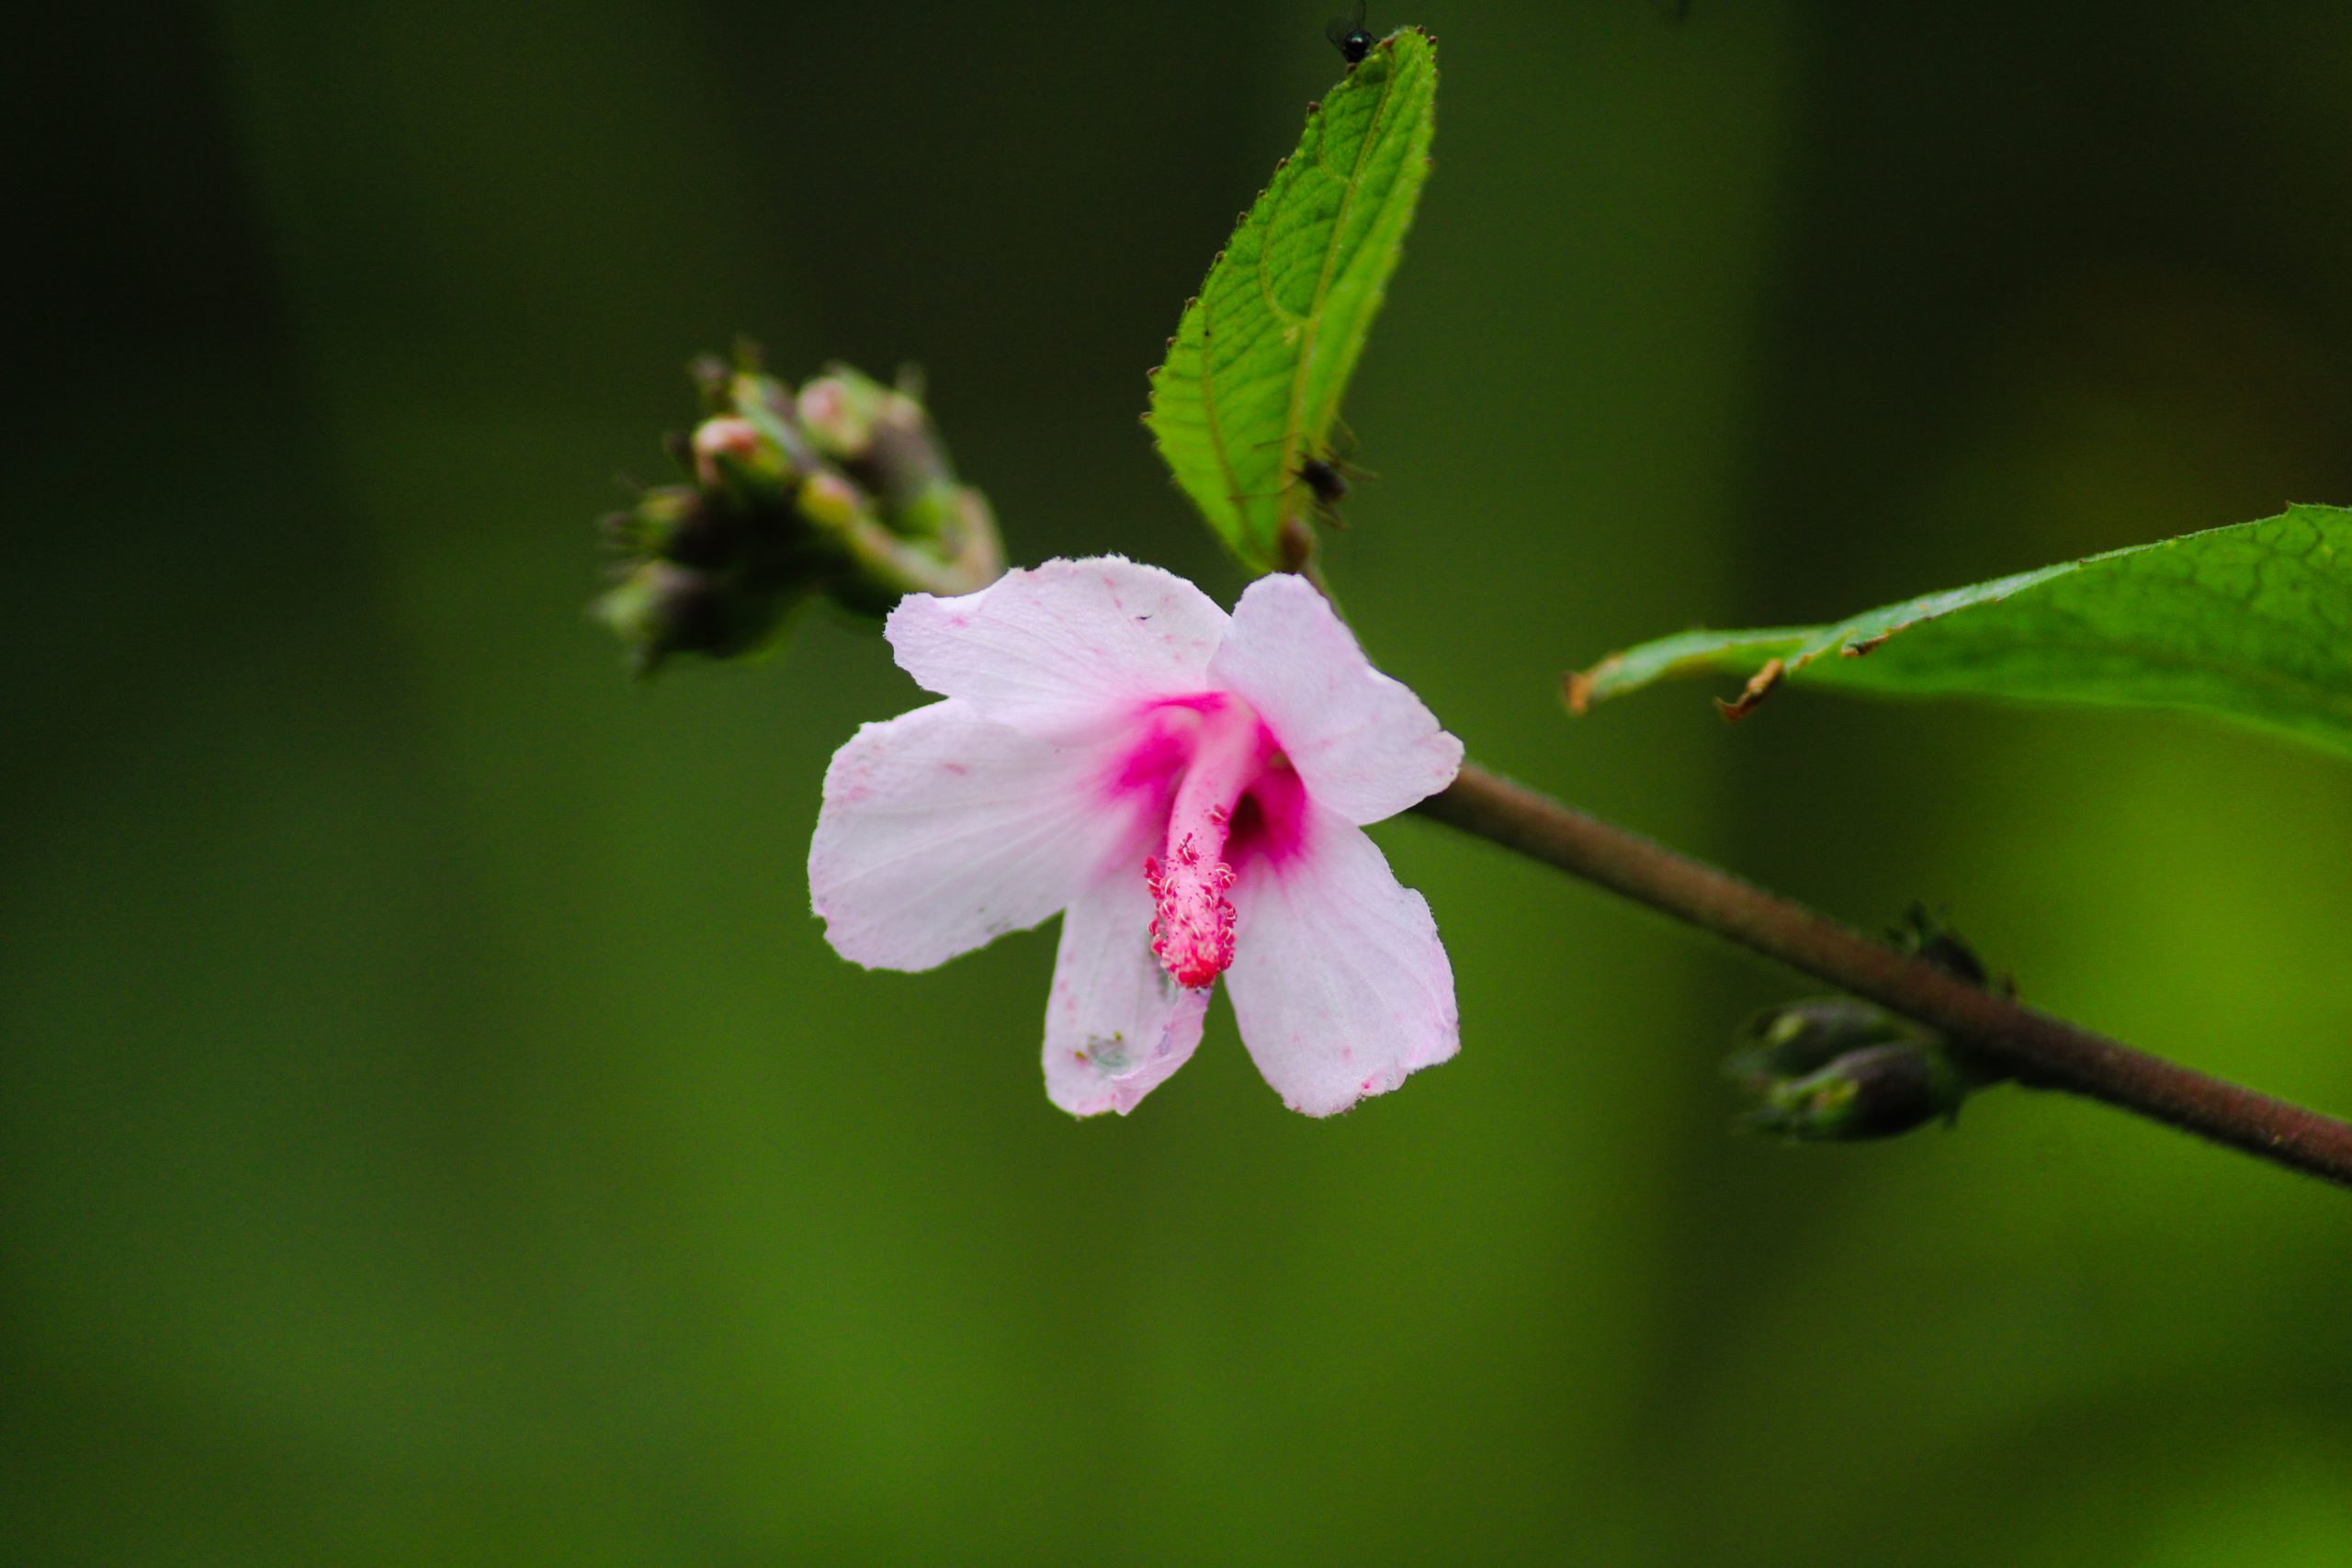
[691, 414, 793, 496]
[690, 416, 756, 485]
[797, 468, 866, 534]
[594, 349, 1006, 672]
[602, 485, 752, 570]
[639, 484, 704, 538]
[1730, 996, 1913, 1089]
[594, 560, 747, 673]
[688, 353, 733, 411]
[1743, 1042, 1970, 1142]
[797, 372, 888, 461]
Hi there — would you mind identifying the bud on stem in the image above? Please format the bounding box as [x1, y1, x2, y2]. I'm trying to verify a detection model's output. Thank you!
[593, 347, 1003, 675]
[1728, 914, 2011, 1142]
[1738, 1034, 1973, 1141]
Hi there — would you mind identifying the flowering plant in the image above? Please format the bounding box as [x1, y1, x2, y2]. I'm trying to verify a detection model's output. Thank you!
[594, 26, 2352, 1187]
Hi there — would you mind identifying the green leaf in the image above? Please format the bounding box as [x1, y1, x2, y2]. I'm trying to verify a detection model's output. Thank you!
[1567, 504, 2352, 755]
[1146, 29, 1438, 572]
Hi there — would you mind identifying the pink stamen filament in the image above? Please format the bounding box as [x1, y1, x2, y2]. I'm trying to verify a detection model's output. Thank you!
[1144, 698, 1270, 988]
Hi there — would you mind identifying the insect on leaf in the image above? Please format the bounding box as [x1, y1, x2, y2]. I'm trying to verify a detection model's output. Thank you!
[1567, 505, 2352, 757]
[1146, 28, 1438, 573]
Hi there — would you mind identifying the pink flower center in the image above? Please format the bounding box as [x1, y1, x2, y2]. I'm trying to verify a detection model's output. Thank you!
[1143, 695, 1277, 989]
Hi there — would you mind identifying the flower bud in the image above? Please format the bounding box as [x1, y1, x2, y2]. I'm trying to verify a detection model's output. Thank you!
[797, 371, 889, 462]
[1730, 996, 1913, 1089]
[1742, 1042, 1971, 1142]
[603, 485, 706, 556]
[691, 414, 793, 495]
[688, 351, 735, 412]
[594, 561, 733, 672]
[796, 469, 866, 534]
[593, 349, 1005, 673]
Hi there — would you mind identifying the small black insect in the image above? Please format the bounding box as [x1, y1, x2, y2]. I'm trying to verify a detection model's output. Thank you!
[1297, 455, 1350, 511]
[1290, 436, 1373, 529]
[1325, 1, 1373, 65]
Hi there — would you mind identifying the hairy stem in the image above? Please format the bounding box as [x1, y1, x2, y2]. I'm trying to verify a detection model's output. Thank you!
[1414, 761, 2352, 1189]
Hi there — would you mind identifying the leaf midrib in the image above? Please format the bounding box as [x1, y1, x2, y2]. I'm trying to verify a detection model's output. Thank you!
[1280, 51, 1404, 497]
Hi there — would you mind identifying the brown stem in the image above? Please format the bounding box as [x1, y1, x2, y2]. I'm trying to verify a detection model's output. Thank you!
[1414, 761, 2352, 1190]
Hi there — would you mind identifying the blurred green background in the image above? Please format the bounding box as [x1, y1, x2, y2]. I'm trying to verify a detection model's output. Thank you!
[11, 2, 2352, 1562]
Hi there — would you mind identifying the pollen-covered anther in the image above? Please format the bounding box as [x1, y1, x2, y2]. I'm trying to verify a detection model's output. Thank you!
[1146, 834, 1238, 988]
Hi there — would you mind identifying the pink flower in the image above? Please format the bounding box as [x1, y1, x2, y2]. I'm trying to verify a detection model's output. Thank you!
[809, 558, 1463, 1116]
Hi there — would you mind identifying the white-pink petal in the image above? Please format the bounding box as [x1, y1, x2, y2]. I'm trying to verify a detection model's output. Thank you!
[809, 699, 1140, 972]
[1208, 573, 1462, 826]
[1042, 872, 1212, 1116]
[1224, 810, 1458, 1116]
[886, 557, 1230, 736]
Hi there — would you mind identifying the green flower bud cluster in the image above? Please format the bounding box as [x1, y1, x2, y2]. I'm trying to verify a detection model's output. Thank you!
[1727, 914, 2009, 1142]
[594, 348, 1003, 676]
